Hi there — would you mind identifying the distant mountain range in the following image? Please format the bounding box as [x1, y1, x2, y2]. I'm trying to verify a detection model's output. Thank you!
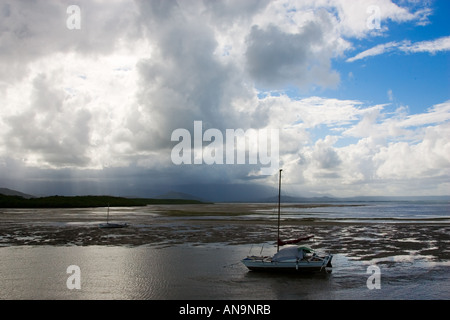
[1, 187, 449, 203]
[149, 190, 450, 203]
[261, 194, 450, 203]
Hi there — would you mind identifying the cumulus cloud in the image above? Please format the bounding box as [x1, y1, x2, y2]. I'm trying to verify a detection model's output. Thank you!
[374, 123, 450, 180]
[0, 0, 140, 84]
[245, 21, 339, 89]
[5, 73, 92, 167]
[281, 101, 450, 196]
[0, 0, 448, 198]
[135, 0, 242, 147]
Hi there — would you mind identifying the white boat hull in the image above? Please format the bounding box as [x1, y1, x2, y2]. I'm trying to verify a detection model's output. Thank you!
[242, 254, 333, 273]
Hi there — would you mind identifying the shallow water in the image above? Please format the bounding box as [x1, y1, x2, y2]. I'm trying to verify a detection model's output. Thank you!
[0, 244, 448, 300]
[0, 202, 449, 300]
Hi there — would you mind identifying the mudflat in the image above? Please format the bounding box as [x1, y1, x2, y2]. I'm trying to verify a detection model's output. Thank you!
[0, 203, 448, 264]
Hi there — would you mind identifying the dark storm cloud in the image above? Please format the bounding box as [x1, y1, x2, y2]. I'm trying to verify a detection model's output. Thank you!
[132, 0, 256, 152]
[2, 0, 445, 200]
[0, 0, 140, 83]
[5, 73, 92, 167]
[245, 20, 339, 89]
[202, 0, 270, 27]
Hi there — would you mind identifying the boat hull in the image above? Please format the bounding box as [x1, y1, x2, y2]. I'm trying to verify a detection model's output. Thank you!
[242, 255, 333, 273]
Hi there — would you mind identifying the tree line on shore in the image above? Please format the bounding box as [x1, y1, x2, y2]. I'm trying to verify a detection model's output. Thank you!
[0, 194, 205, 208]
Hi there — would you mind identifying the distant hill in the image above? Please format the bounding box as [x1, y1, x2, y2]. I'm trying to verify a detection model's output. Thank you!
[261, 195, 337, 203]
[260, 194, 450, 203]
[0, 188, 35, 199]
[340, 195, 450, 202]
[154, 191, 205, 202]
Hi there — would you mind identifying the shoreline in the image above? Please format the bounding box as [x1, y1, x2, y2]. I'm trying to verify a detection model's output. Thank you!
[0, 203, 448, 265]
[0, 206, 448, 266]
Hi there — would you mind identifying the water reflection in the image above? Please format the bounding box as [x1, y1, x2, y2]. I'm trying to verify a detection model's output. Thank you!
[0, 245, 335, 299]
[1, 244, 447, 300]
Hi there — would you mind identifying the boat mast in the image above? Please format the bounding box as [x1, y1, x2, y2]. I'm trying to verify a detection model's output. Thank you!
[277, 169, 282, 252]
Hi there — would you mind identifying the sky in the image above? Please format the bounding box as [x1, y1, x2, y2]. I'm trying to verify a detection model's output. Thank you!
[0, 0, 449, 201]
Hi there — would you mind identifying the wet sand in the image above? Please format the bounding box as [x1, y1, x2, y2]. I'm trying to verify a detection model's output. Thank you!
[0, 203, 449, 264]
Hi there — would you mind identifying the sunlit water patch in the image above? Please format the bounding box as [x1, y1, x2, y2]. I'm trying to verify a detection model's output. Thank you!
[0, 244, 448, 300]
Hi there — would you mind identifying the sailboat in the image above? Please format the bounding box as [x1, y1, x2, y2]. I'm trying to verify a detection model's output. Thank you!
[242, 169, 333, 272]
[98, 205, 128, 229]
